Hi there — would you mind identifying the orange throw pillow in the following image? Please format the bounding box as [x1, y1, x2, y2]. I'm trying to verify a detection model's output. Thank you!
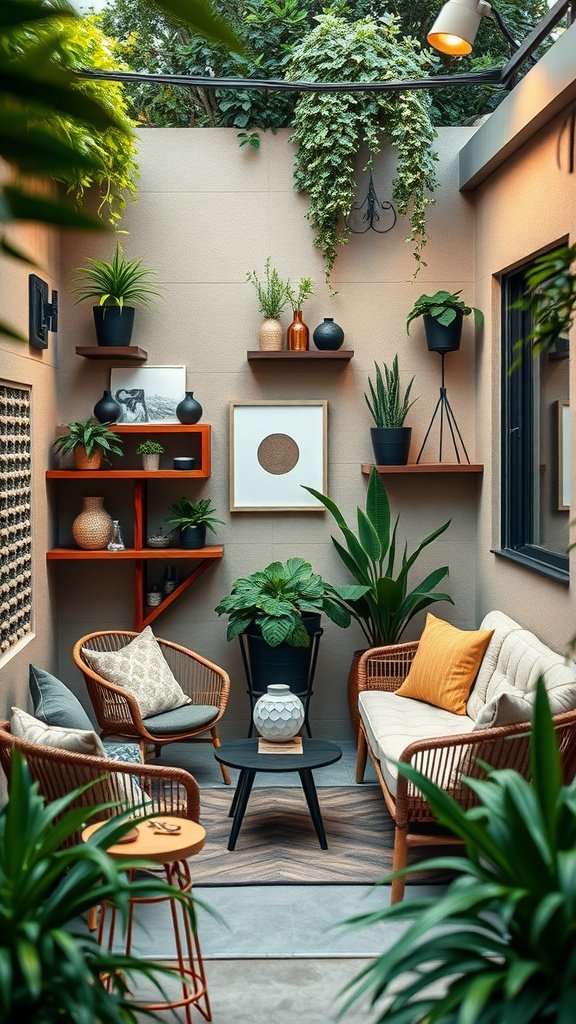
[395, 613, 494, 715]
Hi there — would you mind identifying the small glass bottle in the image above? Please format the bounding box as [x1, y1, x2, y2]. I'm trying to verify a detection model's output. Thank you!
[163, 565, 178, 596]
[107, 520, 125, 551]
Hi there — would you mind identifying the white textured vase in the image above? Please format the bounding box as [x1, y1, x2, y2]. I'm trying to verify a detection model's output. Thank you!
[253, 684, 305, 741]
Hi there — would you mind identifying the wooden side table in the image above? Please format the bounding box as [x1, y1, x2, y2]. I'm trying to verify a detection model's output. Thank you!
[82, 816, 210, 1024]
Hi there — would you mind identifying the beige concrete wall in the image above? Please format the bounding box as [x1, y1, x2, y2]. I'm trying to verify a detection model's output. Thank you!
[55, 126, 481, 737]
[0, 174, 60, 716]
[472, 109, 576, 655]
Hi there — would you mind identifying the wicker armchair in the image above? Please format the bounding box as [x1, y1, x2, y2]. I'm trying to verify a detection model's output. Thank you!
[73, 631, 231, 785]
[355, 643, 576, 903]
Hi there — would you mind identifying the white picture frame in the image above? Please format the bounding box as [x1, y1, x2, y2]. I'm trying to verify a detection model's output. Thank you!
[230, 400, 328, 512]
[109, 365, 186, 424]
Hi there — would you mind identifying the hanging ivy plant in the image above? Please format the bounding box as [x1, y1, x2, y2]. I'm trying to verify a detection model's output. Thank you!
[287, 14, 438, 283]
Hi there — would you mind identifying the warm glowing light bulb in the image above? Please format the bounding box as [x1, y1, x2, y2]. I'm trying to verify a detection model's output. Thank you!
[427, 31, 473, 56]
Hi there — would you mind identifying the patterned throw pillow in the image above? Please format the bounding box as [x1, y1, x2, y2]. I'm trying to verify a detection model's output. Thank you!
[82, 626, 189, 718]
[11, 707, 105, 755]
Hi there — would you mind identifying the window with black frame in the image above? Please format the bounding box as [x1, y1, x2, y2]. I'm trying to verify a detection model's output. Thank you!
[500, 257, 570, 581]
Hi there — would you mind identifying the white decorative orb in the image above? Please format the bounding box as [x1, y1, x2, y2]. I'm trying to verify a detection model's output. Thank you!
[253, 684, 305, 741]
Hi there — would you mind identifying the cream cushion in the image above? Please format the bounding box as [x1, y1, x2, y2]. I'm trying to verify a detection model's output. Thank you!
[466, 610, 523, 720]
[11, 707, 105, 755]
[358, 689, 475, 797]
[475, 679, 576, 729]
[82, 626, 188, 718]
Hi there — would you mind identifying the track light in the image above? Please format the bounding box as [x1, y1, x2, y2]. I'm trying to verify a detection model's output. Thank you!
[427, 0, 494, 57]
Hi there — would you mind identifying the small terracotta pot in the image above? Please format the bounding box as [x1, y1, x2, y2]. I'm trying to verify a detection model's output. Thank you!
[74, 447, 102, 471]
[259, 317, 283, 350]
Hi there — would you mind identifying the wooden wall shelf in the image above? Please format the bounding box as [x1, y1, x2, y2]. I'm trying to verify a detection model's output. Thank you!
[47, 547, 224, 560]
[76, 346, 148, 361]
[247, 350, 354, 362]
[362, 463, 484, 475]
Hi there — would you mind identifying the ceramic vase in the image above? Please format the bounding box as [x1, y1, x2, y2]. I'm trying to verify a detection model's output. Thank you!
[287, 310, 309, 351]
[312, 317, 345, 351]
[253, 684, 305, 741]
[142, 453, 160, 471]
[176, 391, 203, 425]
[259, 317, 283, 351]
[72, 496, 112, 550]
[93, 389, 121, 424]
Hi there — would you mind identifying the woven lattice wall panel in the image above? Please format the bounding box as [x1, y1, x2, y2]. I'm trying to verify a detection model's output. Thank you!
[0, 385, 32, 655]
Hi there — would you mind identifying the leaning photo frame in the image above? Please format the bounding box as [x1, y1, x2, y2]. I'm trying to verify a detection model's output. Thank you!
[230, 400, 328, 512]
[109, 365, 186, 424]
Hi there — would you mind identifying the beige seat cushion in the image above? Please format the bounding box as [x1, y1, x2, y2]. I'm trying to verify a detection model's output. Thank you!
[82, 626, 188, 718]
[358, 690, 475, 797]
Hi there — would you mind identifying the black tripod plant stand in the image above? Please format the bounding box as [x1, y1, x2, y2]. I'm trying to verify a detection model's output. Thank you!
[416, 351, 471, 464]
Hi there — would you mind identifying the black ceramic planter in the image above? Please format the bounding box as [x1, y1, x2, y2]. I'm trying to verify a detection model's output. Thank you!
[370, 427, 411, 466]
[243, 613, 323, 699]
[180, 524, 206, 549]
[423, 312, 463, 353]
[93, 306, 135, 347]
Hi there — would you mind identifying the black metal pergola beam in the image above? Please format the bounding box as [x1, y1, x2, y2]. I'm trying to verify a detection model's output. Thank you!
[499, 0, 571, 86]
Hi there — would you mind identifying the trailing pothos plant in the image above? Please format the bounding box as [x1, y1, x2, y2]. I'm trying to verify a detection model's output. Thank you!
[287, 14, 438, 285]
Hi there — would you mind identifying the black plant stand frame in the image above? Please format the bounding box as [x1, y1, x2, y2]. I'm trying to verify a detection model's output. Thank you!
[238, 628, 323, 739]
[416, 351, 471, 464]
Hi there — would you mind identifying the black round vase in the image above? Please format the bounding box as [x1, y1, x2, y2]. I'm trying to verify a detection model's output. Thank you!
[93, 389, 121, 424]
[423, 313, 463, 353]
[93, 306, 135, 347]
[312, 318, 345, 351]
[176, 391, 203, 425]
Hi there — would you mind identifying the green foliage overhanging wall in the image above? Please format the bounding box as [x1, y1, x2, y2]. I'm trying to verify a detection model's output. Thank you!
[287, 14, 438, 283]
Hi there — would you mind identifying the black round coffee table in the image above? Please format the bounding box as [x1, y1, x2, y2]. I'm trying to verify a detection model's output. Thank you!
[214, 738, 342, 851]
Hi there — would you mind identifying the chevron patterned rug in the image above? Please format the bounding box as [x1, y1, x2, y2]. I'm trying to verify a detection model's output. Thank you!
[192, 786, 453, 886]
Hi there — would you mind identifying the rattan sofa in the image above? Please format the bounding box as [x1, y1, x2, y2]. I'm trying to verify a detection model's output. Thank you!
[355, 610, 576, 903]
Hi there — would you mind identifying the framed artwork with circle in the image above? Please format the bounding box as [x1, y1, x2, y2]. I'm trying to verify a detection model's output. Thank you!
[229, 400, 328, 512]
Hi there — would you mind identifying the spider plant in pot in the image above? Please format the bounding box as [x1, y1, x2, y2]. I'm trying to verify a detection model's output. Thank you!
[406, 289, 483, 352]
[73, 243, 162, 347]
[53, 417, 123, 470]
[136, 438, 164, 471]
[165, 496, 223, 549]
[342, 682, 576, 1024]
[365, 355, 417, 465]
[246, 257, 289, 351]
[286, 276, 314, 351]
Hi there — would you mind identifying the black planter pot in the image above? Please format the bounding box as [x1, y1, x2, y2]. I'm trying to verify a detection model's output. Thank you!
[312, 318, 345, 351]
[423, 312, 463, 353]
[242, 613, 323, 699]
[176, 391, 203, 424]
[93, 389, 121, 424]
[180, 524, 206, 549]
[370, 426, 411, 466]
[93, 306, 135, 347]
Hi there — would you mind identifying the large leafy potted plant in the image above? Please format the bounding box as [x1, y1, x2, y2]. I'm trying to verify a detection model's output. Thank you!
[53, 417, 123, 470]
[343, 682, 576, 1024]
[215, 557, 366, 706]
[406, 289, 483, 352]
[73, 244, 162, 347]
[165, 496, 222, 549]
[303, 468, 452, 732]
[365, 354, 416, 466]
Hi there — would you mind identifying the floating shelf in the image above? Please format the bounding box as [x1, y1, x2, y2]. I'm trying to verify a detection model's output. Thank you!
[362, 463, 484, 475]
[247, 350, 354, 362]
[76, 346, 148, 361]
[47, 470, 207, 480]
[46, 546, 224, 560]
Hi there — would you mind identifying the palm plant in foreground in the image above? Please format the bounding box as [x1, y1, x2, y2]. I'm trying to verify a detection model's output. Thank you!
[0, 751, 194, 1022]
[342, 681, 576, 1024]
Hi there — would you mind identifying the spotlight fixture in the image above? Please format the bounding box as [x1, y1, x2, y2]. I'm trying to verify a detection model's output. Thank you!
[427, 0, 515, 58]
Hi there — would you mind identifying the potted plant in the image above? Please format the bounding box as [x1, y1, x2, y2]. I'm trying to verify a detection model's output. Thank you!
[286, 276, 314, 351]
[53, 417, 123, 470]
[0, 751, 191, 1022]
[246, 257, 289, 350]
[73, 244, 162, 347]
[136, 438, 164, 471]
[406, 289, 484, 352]
[165, 496, 223, 549]
[303, 468, 452, 733]
[215, 556, 365, 704]
[364, 354, 416, 465]
[343, 683, 576, 1024]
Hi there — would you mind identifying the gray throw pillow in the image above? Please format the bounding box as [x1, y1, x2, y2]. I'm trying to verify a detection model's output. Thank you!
[29, 664, 93, 731]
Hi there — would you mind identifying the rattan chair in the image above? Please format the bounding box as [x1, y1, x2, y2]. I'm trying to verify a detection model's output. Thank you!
[73, 631, 231, 785]
[355, 643, 576, 903]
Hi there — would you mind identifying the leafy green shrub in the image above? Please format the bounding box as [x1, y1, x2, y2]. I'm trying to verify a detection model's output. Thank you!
[73, 245, 162, 310]
[406, 288, 483, 334]
[53, 419, 124, 461]
[246, 258, 289, 318]
[365, 355, 416, 428]
[166, 496, 223, 534]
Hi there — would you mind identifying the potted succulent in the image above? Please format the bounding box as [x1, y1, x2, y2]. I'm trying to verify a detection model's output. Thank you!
[165, 496, 222, 549]
[73, 244, 162, 347]
[136, 438, 164, 471]
[215, 556, 365, 702]
[246, 257, 289, 350]
[406, 289, 484, 352]
[303, 468, 452, 733]
[53, 417, 123, 470]
[343, 683, 576, 1024]
[286, 276, 314, 351]
[364, 354, 417, 465]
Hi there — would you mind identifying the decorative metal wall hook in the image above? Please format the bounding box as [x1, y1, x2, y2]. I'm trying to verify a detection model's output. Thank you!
[345, 173, 397, 235]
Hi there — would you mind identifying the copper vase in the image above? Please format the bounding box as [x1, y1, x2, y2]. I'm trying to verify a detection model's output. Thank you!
[287, 310, 309, 351]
